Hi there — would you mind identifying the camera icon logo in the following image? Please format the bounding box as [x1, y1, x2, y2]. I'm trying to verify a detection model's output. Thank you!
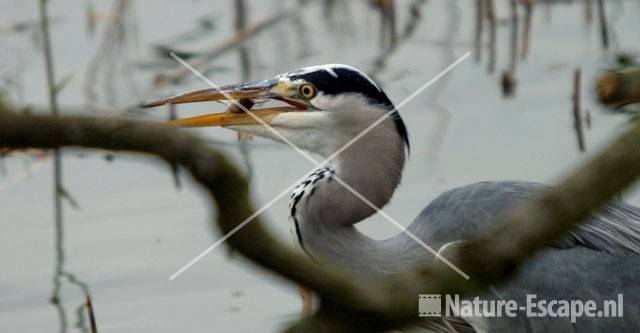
[419, 294, 442, 317]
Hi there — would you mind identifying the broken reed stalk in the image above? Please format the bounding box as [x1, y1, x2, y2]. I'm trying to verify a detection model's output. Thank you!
[573, 68, 586, 153]
[381, 0, 397, 52]
[86, 295, 98, 333]
[168, 104, 182, 189]
[485, 0, 496, 74]
[234, 0, 247, 36]
[38, 0, 62, 211]
[520, 0, 533, 60]
[402, 0, 426, 40]
[153, 9, 294, 87]
[585, 0, 593, 26]
[38, 1, 68, 332]
[82, 0, 130, 108]
[474, 0, 484, 63]
[543, 0, 551, 23]
[234, 0, 251, 82]
[234, 0, 255, 181]
[40, 5, 93, 332]
[596, 0, 609, 50]
[508, 0, 518, 73]
[369, 0, 427, 78]
[500, 0, 519, 98]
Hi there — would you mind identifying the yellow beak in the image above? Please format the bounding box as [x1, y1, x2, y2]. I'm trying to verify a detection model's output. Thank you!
[141, 79, 307, 127]
[164, 106, 300, 127]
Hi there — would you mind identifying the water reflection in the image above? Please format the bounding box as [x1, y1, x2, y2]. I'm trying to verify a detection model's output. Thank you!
[370, 0, 428, 78]
[39, 1, 92, 332]
[83, 0, 138, 111]
[423, 0, 458, 169]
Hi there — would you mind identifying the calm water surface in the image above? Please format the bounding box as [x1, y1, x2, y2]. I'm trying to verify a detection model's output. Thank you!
[1, 0, 640, 332]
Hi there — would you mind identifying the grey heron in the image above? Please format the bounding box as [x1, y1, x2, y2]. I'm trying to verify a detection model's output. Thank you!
[144, 64, 640, 332]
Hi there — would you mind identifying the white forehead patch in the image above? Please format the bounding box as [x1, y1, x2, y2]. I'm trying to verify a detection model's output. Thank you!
[276, 64, 382, 93]
[299, 64, 339, 78]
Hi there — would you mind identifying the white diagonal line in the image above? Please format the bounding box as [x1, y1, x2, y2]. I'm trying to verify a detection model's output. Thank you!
[169, 177, 301, 280]
[321, 52, 470, 167]
[168, 52, 471, 280]
[330, 176, 470, 279]
[170, 53, 320, 167]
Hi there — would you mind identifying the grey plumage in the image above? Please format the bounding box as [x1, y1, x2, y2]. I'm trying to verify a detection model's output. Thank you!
[294, 177, 640, 331]
[275, 66, 640, 332]
[150, 63, 640, 332]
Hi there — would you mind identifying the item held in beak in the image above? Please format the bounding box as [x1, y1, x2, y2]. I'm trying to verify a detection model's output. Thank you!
[225, 98, 255, 114]
[227, 98, 255, 141]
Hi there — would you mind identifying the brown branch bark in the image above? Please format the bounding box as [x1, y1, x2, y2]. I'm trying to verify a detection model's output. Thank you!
[2, 109, 640, 332]
[596, 67, 640, 107]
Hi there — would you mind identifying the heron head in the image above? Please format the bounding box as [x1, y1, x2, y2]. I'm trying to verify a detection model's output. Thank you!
[143, 64, 409, 158]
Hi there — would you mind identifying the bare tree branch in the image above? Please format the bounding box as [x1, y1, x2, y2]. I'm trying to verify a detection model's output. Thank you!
[596, 67, 640, 108]
[2, 109, 640, 332]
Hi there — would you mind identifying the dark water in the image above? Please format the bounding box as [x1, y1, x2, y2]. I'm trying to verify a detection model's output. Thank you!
[1, 0, 640, 332]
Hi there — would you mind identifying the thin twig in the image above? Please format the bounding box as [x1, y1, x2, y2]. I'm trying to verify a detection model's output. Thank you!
[82, 0, 131, 109]
[573, 68, 586, 153]
[379, 0, 397, 52]
[86, 294, 98, 333]
[39, 1, 67, 331]
[474, 0, 484, 63]
[369, 0, 428, 78]
[59, 186, 81, 210]
[501, 0, 519, 98]
[585, 0, 593, 26]
[402, 0, 426, 40]
[508, 0, 518, 73]
[520, 0, 533, 60]
[596, 0, 609, 50]
[485, 0, 496, 74]
[234, 0, 254, 182]
[424, 1, 458, 167]
[168, 104, 182, 189]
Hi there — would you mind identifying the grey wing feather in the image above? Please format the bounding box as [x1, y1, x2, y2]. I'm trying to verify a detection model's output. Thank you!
[413, 181, 640, 332]
[554, 199, 640, 255]
[441, 181, 640, 256]
[415, 317, 475, 333]
[418, 180, 640, 256]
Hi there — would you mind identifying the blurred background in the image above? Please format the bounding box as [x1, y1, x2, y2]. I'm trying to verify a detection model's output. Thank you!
[1, 0, 639, 332]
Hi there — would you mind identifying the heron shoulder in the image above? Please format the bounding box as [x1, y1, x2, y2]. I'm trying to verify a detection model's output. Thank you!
[413, 180, 640, 256]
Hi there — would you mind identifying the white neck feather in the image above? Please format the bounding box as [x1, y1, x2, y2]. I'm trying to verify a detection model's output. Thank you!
[284, 96, 408, 274]
[233, 94, 411, 274]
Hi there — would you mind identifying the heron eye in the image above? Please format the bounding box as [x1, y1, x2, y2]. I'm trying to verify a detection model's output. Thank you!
[299, 84, 317, 99]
